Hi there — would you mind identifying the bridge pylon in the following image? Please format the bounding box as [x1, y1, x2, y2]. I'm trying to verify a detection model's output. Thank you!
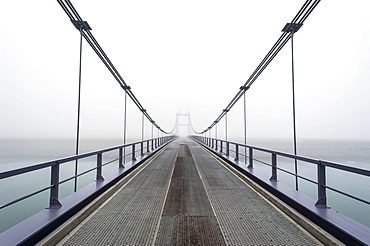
[175, 112, 191, 137]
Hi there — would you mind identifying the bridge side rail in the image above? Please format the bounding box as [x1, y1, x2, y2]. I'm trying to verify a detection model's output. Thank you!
[191, 136, 370, 208]
[190, 135, 370, 245]
[0, 136, 176, 211]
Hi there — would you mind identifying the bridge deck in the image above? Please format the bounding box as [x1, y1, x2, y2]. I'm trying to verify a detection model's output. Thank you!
[56, 138, 320, 245]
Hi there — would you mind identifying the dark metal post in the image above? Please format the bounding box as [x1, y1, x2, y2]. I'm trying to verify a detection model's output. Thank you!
[49, 162, 62, 209]
[226, 142, 230, 156]
[119, 147, 124, 168]
[316, 161, 327, 208]
[235, 144, 239, 162]
[132, 144, 137, 162]
[270, 153, 277, 181]
[248, 148, 253, 169]
[96, 153, 104, 181]
[140, 142, 144, 156]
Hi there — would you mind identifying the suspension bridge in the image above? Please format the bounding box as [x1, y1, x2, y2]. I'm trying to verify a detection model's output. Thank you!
[1, 0, 370, 245]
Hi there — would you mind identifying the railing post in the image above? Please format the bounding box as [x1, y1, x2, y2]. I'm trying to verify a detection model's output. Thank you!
[270, 153, 277, 181]
[316, 161, 327, 208]
[248, 148, 253, 168]
[226, 142, 230, 156]
[146, 140, 149, 153]
[215, 139, 218, 151]
[235, 144, 239, 162]
[151, 139, 154, 151]
[96, 153, 104, 181]
[132, 144, 137, 162]
[220, 141, 223, 153]
[119, 147, 124, 168]
[49, 162, 62, 208]
[140, 142, 144, 156]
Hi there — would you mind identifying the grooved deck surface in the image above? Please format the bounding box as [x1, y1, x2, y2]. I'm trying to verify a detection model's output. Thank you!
[59, 139, 320, 245]
[60, 145, 179, 246]
[188, 141, 319, 245]
[155, 144, 225, 245]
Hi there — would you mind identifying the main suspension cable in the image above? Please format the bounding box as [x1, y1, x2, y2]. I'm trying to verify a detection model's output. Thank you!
[57, 0, 175, 134]
[195, 0, 321, 134]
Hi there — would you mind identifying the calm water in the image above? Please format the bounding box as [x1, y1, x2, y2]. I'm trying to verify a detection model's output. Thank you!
[0, 137, 369, 233]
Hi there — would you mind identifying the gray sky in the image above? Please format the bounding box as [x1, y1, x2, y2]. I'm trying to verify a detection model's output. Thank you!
[1, 0, 370, 141]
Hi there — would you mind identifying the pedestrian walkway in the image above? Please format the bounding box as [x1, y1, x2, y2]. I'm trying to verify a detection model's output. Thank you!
[56, 138, 321, 245]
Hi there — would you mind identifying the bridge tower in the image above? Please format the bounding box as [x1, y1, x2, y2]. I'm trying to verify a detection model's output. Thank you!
[175, 112, 191, 137]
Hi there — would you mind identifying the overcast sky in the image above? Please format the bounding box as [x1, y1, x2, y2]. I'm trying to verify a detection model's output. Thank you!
[1, 0, 370, 141]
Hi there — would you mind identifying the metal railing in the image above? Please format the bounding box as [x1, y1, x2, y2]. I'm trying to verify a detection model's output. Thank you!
[190, 136, 370, 208]
[0, 136, 176, 210]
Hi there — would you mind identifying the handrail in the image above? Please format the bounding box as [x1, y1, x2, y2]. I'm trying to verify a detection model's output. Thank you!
[190, 136, 370, 208]
[0, 136, 176, 210]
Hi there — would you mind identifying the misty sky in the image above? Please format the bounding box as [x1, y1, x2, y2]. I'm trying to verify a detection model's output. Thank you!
[1, 0, 370, 141]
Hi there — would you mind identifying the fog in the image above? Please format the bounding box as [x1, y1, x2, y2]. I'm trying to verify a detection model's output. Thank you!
[1, 0, 370, 141]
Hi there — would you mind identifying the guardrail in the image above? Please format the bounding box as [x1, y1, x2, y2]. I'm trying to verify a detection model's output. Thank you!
[0, 136, 176, 210]
[190, 136, 370, 208]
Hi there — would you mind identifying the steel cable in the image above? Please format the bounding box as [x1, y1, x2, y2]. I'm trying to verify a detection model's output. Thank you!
[195, 0, 321, 134]
[57, 0, 175, 134]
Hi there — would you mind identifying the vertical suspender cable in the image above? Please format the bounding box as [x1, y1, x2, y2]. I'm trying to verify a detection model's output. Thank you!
[151, 123, 154, 139]
[123, 90, 127, 165]
[225, 113, 228, 141]
[215, 123, 218, 140]
[291, 30, 299, 191]
[74, 26, 83, 192]
[141, 113, 144, 141]
[244, 92, 247, 164]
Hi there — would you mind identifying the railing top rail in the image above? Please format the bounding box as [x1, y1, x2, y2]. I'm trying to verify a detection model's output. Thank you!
[0, 137, 175, 181]
[197, 136, 370, 177]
